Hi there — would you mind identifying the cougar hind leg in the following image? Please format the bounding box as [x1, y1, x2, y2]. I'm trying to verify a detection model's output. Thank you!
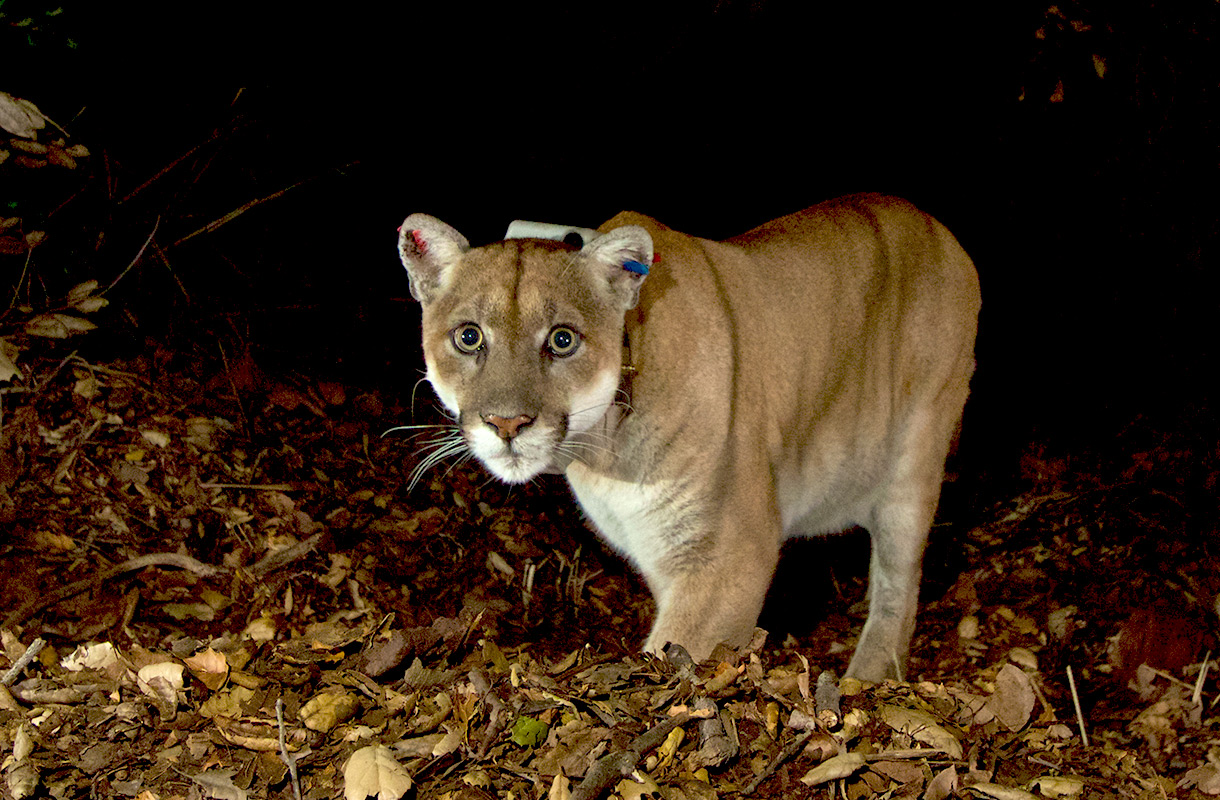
[847, 399, 968, 681]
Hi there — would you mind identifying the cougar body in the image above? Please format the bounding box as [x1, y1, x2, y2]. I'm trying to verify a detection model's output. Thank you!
[398, 194, 980, 680]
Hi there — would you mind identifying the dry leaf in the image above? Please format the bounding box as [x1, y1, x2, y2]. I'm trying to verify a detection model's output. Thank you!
[988, 664, 1036, 731]
[0, 91, 47, 138]
[799, 752, 866, 785]
[25, 313, 97, 339]
[184, 647, 230, 691]
[5, 763, 39, 800]
[12, 724, 34, 760]
[0, 338, 21, 382]
[141, 429, 171, 448]
[74, 296, 110, 313]
[344, 745, 414, 800]
[877, 705, 964, 759]
[243, 615, 278, 642]
[968, 782, 1039, 800]
[926, 765, 959, 800]
[187, 768, 248, 800]
[1029, 775, 1086, 798]
[137, 662, 185, 697]
[1181, 763, 1220, 794]
[62, 642, 125, 677]
[301, 688, 359, 732]
[548, 772, 571, 800]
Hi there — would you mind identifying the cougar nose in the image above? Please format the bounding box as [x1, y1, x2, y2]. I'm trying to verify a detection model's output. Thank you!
[483, 414, 534, 440]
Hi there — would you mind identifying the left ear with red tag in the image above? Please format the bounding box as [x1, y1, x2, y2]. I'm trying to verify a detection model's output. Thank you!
[397, 214, 470, 304]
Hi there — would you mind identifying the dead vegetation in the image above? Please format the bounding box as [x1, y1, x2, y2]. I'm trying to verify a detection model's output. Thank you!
[3, 89, 1220, 800]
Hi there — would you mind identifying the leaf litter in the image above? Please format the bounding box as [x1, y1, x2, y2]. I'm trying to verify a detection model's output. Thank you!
[1, 320, 1219, 798]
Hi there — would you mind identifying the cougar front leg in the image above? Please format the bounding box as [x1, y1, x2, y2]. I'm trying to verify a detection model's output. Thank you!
[642, 513, 781, 663]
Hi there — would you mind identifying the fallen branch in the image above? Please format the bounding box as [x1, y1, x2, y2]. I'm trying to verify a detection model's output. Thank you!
[571, 711, 701, 800]
[1, 553, 224, 631]
[248, 533, 323, 578]
[1, 638, 45, 686]
[1066, 665, 1089, 747]
[741, 729, 813, 796]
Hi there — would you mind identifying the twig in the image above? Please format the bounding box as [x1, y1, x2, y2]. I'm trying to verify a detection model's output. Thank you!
[741, 730, 813, 795]
[199, 482, 295, 491]
[173, 179, 309, 247]
[814, 671, 841, 727]
[1139, 664, 1195, 690]
[119, 127, 229, 205]
[571, 713, 695, 800]
[248, 534, 322, 579]
[469, 669, 510, 758]
[1, 638, 46, 686]
[277, 698, 302, 800]
[1192, 652, 1211, 707]
[1, 553, 223, 631]
[33, 350, 78, 395]
[1065, 666, 1089, 747]
[6, 248, 34, 310]
[101, 218, 160, 296]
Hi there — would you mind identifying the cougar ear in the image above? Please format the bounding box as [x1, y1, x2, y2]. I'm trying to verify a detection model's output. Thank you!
[398, 214, 470, 304]
[582, 225, 653, 310]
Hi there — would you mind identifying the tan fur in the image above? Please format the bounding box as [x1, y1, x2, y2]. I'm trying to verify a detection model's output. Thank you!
[399, 194, 980, 680]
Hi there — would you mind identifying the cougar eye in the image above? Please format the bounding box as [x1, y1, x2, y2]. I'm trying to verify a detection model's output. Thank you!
[546, 326, 580, 357]
[452, 323, 484, 354]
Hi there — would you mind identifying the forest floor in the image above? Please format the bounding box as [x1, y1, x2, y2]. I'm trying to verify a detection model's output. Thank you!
[2, 312, 1219, 800]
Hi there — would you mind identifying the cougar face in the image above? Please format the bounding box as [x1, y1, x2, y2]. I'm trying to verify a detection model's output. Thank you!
[419, 241, 624, 483]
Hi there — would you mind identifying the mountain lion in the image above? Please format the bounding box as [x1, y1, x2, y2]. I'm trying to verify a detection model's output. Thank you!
[398, 194, 980, 681]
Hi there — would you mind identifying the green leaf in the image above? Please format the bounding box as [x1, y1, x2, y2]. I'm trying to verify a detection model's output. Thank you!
[510, 715, 549, 748]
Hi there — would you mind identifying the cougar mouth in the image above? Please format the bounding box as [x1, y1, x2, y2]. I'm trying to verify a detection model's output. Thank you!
[465, 416, 565, 484]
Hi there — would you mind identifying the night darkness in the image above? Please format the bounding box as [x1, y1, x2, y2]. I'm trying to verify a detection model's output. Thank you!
[6, 0, 1218, 465]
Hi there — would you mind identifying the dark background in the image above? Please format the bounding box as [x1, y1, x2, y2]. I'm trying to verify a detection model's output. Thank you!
[4, 0, 1217, 463]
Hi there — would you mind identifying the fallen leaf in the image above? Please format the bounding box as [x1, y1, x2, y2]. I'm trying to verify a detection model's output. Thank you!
[137, 662, 185, 697]
[969, 782, 1039, 800]
[1029, 775, 1086, 798]
[0, 91, 48, 138]
[184, 647, 230, 691]
[877, 705, 964, 759]
[988, 664, 1036, 731]
[926, 765, 959, 800]
[301, 688, 359, 732]
[25, 313, 97, 338]
[187, 768, 248, 800]
[141, 429, 171, 448]
[547, 772, 571, 800]
[5, 763, 39, 799]
[1181, 763, 1220, 794]
[799, 752, 866, 786]
[344, 745, 414, 800]
[0, 338, 21, 382]
[511, 715, 549, 747]
[12, 724, 34, 760]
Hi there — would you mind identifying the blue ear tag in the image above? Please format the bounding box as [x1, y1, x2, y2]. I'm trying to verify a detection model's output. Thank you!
[622, 260, 650, 276]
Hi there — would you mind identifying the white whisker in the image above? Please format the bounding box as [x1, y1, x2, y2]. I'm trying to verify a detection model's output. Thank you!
[404, 423, 470, 491]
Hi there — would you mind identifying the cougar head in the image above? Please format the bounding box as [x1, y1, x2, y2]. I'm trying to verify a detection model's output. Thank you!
[398, 214, 651, 483]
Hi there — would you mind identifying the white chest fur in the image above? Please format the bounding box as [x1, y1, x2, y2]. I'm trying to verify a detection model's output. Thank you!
[565, 463, 690, 575]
